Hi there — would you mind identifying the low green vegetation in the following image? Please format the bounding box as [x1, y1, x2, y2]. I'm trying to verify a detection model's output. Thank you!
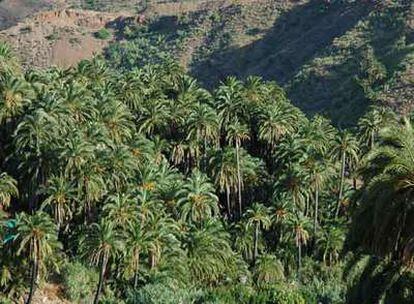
[95, 28, 112, 40]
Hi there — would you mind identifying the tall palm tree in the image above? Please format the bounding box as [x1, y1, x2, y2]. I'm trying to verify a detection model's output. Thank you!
[287, 212, 311, 274]
[209, 147, 238, 219]
[79, 220, 123, 304]
[177, 170, 219, 224]
[215, 77, 248, 127]
[245, 203, 272, 264]
[306, 159, 332, 234]
[125, 221, 148, 289]
[226, 119, 250, 217]
[0, 173, 18, 210]
[16, 212, 61, 304]
[330, 131, 359, 218]
[185, 103, 219, 168]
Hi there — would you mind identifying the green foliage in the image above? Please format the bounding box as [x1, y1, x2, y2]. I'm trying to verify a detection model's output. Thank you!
[127, 281, 202, 304]
[62, 261, 98, 303]
[252, 284, 306, 304]
[95, 28, 112, 40]
[0, 22, 412, 303]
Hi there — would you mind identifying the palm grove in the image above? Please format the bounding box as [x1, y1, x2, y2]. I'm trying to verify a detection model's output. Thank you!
[0, 40, 413, 304]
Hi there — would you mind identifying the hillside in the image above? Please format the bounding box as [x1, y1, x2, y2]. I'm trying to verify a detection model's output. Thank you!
[0, 0, 413, 124]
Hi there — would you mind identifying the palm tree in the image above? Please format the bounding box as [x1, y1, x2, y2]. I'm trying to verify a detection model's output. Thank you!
[125, 221, 148, 288]
[0, 42, 20, 78]
[182, 219, 236, 285]
[276, 164, 309, 211]
[145, 213, 178, 269]
[0, 173, 18, 210]
[40, 175, 77, 228]
[316, 223, 345, 265]
[79, 220, 123, 304]
[271, 193, 295, 243]
[177, 170, 219, 224]
[243, 76, 265, 105]
[257, 102, 298, 152]
[330, 131, 359, 218]
[215, 77, 248, 127]
[137, 101, 170, 136]
[226, 119, 250, 217]
[209, 147, 238, 219]
[306, 159, 332, 235]
[185, 103, 219, 168]
[351, 118, 414, 266]
[358, 106, 395, 150]
[16, 212, 61, 304]
[103, 193, 137, 228]
[233, 221, 256, 261]
[245, 203, 272, 264]
[254, 254, 285, 286]
[0, 76, 31, 124]
[97, 99, 134, 144]
[287, 212, 311, 274]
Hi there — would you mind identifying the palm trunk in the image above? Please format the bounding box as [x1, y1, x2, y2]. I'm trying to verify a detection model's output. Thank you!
[313, 187, 319, 235]
[94, 255, 107, 304]
[25, 253, 38, 304]
[203, 137, 207, 170]
[133, 253, 140, 289]
[370, 132, 375, 150]
[253, 222, 259, 264]
[298, 244, 302, 275]
[336, 151, 346, 218]
[226, 185, 231, 220]
[236, 141, 242, 218]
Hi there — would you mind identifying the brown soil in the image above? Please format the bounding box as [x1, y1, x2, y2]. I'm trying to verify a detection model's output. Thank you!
[0, 9, 132, 69]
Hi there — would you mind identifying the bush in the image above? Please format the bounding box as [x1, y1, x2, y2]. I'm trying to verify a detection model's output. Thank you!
[61, 261, 98, 303]
[253, 284, 306, 304]
[126, 282, 202, 304]
[95, 28, 111, 40]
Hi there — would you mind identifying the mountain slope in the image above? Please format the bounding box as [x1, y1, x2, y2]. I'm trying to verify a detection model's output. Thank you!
[0, 0, 412, 124]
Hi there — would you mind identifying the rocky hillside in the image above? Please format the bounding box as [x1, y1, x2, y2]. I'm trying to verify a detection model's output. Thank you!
[0, 0, 412, 125]
[0, 9, 136, 68]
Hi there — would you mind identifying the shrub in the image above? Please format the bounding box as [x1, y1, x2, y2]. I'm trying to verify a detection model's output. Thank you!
[61, 261, 98, 303]
[126, 282, 202, 304]
[95, 28, 111, 40]
[45, 32, 59, 41]
[253, 284, 306, 304]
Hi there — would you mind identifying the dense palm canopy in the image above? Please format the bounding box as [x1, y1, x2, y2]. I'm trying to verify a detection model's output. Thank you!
[0, 40, 412, 304]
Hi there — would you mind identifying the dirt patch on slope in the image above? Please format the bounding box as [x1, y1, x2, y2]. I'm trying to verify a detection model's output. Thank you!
[0, 9, 133, 69]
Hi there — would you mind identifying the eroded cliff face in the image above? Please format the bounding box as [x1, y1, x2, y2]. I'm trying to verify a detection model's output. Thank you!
[0, 9, 134, 68]
[0, 0, 63, 30]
